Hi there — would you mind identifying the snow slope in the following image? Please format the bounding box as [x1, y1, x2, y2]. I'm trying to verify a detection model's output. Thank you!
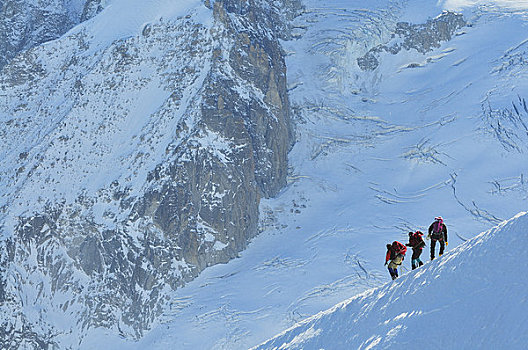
[0, 0, 210, 217]
[254, 211, 528, 349]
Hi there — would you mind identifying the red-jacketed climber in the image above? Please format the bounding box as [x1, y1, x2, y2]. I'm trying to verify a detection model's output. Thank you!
[385, 241, 407, 280]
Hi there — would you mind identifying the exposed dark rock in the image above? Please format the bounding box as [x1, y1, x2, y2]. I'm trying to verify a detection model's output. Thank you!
[357, 11, 467, 71]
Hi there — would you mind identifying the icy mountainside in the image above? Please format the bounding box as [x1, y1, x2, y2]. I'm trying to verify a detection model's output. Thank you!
[81, 1, 528, 349]
[254, 211, 528, 350]
[0, 0, 107, 70]
[0, 0, 297, 348]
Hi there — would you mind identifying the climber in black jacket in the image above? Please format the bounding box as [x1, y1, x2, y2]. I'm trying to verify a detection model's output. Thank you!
[428, 216, 448, 260]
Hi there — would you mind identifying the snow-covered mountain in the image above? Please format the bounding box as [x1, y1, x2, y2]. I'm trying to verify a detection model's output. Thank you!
[254, 211, 528, 349]
[0, 0, 297, 347]
[1, 0, 527, 348]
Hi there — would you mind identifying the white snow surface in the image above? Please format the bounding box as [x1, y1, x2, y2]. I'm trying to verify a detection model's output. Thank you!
[442, 0, 528, 11]
[83, 0, 209, 52]
[254, 211, 528, 349]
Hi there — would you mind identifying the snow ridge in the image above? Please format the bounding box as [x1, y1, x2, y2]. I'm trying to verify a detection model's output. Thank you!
[254, 212, 528, 349]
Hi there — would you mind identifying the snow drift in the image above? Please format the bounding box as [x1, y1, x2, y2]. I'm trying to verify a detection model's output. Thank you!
[254, 212, 528, 349]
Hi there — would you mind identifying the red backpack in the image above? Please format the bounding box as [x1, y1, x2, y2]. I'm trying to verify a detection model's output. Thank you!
[392, 241, 407, 256]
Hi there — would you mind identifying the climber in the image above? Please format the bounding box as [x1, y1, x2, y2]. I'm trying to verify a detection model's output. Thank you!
[428, 216, 448, 260]
[406, 230, 425, 270]
[385, 241, 407, 280]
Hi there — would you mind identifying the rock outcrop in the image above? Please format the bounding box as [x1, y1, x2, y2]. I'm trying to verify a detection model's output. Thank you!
[357, 11, 467, 71]
[0, 0, 107, 70]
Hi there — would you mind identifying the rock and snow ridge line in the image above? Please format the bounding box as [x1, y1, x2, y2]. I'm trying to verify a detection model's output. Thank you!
[254, 212, 528, 349]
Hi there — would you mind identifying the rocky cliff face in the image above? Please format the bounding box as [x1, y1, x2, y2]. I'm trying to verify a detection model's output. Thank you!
[0, 0, 106, 70]
[0, 0, 298, 347]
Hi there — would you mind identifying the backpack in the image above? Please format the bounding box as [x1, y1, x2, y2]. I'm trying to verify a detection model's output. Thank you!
[392, 241, 407, 256]
[411, 231, 426, 249]
[432, 219, 444, 240]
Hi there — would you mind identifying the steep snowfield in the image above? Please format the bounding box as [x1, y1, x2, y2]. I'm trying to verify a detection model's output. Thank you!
[83, 0, 208, 52]
[0, 0, 209, 217]
[78, 0, 528, 349]
[254, 211, 528, 349]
